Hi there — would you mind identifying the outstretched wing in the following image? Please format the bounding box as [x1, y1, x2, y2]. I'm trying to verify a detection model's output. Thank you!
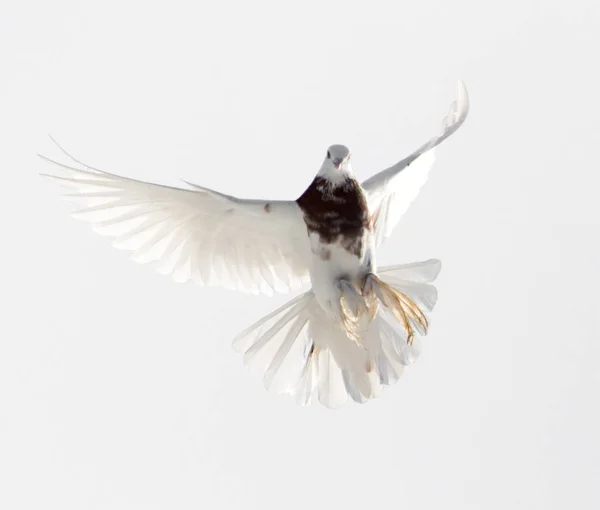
[40, 139, 310, 295]
[362, 80, 470, 246]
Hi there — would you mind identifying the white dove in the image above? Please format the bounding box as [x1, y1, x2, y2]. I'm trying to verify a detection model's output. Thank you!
[40, 81, 469, 408]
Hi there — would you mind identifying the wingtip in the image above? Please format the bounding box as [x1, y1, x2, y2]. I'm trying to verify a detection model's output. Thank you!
[456, 79, 469, 116]
[37, 153, 54, 164]
[38, 172, 60, 182]
[47, 133, 62, 150]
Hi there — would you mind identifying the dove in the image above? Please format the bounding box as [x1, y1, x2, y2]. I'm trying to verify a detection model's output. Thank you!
[40, 80, 469, 408]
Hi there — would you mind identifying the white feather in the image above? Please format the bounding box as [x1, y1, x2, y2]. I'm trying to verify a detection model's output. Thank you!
[234, 259, 442, 408]
[362, 80, 469, 246]
[39, 139, 310, 295]
[39, 82, 468, 408]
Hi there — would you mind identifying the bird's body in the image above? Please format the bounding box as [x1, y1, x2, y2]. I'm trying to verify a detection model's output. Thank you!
[40, 81, 469, 408]
[296, 164, 374, 322]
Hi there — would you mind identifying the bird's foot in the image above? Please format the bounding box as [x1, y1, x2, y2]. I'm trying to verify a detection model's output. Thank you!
[361, 273, 428, 346]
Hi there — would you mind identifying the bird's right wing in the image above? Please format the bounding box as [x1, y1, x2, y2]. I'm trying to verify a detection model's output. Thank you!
[40, 140, 310, 295]
[362, 81, 469, 247]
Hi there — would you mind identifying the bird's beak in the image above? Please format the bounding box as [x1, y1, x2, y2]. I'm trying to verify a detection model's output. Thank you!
[333, 158, 343, 168]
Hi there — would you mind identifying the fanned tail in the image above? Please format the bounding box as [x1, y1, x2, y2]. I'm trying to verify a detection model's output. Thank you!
[233, 259, 441, 408]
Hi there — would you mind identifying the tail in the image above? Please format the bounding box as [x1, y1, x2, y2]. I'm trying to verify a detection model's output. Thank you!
[233, 259, 441, 409]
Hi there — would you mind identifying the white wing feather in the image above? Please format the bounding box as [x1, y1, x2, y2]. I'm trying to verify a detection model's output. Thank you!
[40, 140, 310, 295]
[362, 80, 470, 246]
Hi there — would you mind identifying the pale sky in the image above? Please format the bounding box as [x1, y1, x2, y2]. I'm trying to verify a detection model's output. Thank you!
[1, 1, 599, 509]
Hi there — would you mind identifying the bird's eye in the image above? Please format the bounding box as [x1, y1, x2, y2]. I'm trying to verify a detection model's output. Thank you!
[327, 151, 331, 159]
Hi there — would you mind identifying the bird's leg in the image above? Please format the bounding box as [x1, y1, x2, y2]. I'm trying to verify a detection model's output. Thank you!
[335, 278, 367, 344]
[338, 279, 365, 320]
[361, 273, 381, 321]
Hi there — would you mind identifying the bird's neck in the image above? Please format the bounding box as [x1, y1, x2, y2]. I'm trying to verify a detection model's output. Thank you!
[317, 165, 353, 187]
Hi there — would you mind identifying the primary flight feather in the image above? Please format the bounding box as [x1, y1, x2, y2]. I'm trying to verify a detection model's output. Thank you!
[40, 80, 469, 408]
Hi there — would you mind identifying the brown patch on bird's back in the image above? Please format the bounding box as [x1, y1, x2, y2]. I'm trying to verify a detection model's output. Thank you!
[296, 177, 369, 257]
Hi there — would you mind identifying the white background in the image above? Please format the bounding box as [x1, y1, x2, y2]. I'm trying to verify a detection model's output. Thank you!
[1, 1, 599, 509]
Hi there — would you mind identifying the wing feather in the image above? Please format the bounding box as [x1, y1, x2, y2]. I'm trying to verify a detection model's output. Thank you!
[362, 80, 469, 245]
[40, 140, 310, 295]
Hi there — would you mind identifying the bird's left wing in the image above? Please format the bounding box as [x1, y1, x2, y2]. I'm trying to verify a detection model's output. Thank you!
[362, 80, 469, 246]
[40, 141, 310, 295]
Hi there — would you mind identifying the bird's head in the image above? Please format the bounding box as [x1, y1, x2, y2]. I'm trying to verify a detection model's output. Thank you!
[318, 144, 352, 183]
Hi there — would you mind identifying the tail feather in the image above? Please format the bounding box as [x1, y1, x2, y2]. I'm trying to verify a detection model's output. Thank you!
[263, 314, 309, 393]
[294, 352, 318, 406]
[242, 302, 305, 366]
[378, 258, 441, 283]
[342, 369, 367, 404]
[232, 292, 309, 353]
[378, 259, 440, 312]
[233, 259, 442, 408]
[317, 348, 348, 409]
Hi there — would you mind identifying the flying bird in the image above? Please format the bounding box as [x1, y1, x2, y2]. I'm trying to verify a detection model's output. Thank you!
[40, 81, 469, 408]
